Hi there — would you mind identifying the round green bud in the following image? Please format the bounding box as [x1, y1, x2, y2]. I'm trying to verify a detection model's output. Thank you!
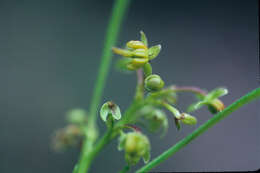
[66, 109, 87, 125]
[144, 74, 165, 92]
[124, 132, 150, 165]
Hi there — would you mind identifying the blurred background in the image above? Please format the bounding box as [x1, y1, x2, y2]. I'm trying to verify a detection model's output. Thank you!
[3, 0, 259, 172]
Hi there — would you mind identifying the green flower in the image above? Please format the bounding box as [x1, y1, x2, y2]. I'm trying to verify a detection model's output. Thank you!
[188, 87, 228, 114]
[100, 101, 122, 122]
[118, 132, 151, 165]
[112, 31, 161, 70]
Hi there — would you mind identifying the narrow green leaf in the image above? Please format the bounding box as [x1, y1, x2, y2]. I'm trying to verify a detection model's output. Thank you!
[148, 45, 161, 60]
[187, 101, 205, 112]
[206, 88, 228, 101]
[140, 30, 148, 47]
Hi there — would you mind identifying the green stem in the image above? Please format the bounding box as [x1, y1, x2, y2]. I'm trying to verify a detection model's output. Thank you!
[77, 0, 130, 173]
[134, 69, 144, 101]
[84, 128, 114, 169]
[136, 87, 260, 173]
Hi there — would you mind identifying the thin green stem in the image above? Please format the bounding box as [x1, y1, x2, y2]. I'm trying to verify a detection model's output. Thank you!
[77, 0, 130, 173]
[136, 87, 260, 173]
[135, 69, 144, 101]
[83, 128, 114, 169]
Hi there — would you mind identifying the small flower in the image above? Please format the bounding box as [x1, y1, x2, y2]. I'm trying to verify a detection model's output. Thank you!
[144, 74, 165, 92]
[112, 31, 161, 70]
[100, 101, 122, 122]
[51, 125, 83, 152]
[162, 103, 197, 130]
[118, 132, 151, 165]
[188, 87, 228, 114]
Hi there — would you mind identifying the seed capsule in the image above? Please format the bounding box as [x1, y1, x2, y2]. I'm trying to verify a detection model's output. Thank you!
[208, 99, 225, 114]
[145, 74, 165, 92]
[180, 113, 197, 125]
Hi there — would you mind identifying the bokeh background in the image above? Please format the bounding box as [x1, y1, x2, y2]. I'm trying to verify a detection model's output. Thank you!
[3, 0, 259, 172]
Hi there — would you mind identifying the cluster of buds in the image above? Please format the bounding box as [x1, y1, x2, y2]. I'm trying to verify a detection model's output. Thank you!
[52, 109, 87, 152]
[110, 31, 228, 166]
[112, 31, 161, 71]
[51, 125, 83, 152]
[118, 132, 151, 165]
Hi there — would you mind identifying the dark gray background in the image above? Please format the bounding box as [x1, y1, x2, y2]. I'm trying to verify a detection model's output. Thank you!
[3, 0, 259, 172]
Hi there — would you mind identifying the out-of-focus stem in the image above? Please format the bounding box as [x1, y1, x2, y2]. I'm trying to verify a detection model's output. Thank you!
[77, 0, 130, 172]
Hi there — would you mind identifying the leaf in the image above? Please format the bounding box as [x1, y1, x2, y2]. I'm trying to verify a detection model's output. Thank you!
[187, 101, 205, 112]
[206, 87, 228, 101]
[100, 101, 121, 122]
[140, 30, 148, 47]
[148, 44, 161, 60]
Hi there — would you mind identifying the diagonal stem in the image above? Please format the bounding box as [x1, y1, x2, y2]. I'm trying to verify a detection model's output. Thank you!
[136, 87, 260, 173]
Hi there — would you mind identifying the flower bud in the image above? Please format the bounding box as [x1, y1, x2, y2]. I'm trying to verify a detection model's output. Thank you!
[51, 125, 83, 152]
[112, 47, 133, 57]
[180, 113, 197, 125]
[132, 48, 148, 59]
[208, 99, 225, 114]
[126, 40, 147, 50]
[66, 109, 87, 125]
[145, 74, 165, 92]
[123, 132, 150, 165]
